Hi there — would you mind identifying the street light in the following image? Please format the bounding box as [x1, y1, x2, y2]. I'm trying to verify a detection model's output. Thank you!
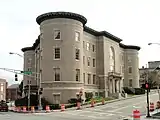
[148, 43, 160, 46]
[9, 52, 23, 57]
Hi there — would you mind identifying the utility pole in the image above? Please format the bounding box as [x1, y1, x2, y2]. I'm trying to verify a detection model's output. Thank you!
[146, 68, 151, 118]
[28, 80, 31, 110]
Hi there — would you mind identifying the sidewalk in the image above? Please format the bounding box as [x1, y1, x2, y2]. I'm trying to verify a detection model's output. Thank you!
[67, 90, 157, 111]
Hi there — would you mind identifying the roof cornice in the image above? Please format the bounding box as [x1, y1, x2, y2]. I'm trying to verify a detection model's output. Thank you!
[119, 43, 140, 51]
[36, 12, 87, 26]
[84, 26, 122, 43]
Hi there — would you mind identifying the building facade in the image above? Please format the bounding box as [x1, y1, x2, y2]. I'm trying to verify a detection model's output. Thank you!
[6, 84, 19, 101]
[139, 61, 160, 87]
[148, 61, 160, 69]
[0, 79, 7, 101]
[21, 12, 140, 104]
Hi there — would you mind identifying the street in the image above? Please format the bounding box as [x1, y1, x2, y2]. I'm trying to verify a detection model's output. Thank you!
[0, 92, 159, 120]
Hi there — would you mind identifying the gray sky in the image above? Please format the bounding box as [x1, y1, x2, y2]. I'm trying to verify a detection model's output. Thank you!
[0, 0, 160, 84]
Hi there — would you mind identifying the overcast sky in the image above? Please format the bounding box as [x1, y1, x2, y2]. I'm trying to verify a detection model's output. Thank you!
[0, 0, 160, 85]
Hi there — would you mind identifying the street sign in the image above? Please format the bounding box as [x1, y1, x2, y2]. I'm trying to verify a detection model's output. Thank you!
[21, 71, 32, 75]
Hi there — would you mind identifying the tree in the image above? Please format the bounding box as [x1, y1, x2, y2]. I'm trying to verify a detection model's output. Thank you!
[140, 70, 159, 88]
[17, 81, 23, 96]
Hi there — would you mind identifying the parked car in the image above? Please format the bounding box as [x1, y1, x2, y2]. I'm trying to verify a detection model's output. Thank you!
[0, 101, 8, 112]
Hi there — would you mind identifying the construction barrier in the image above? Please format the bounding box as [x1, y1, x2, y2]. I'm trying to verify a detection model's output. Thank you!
[61, 104, 65, 111]
[150, 102, 154, 112]
[133, 109, 140, 120]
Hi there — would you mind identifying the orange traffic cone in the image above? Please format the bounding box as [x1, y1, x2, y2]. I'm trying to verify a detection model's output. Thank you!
[150, 102, 154, 112]
[45, 105, 50, 112]
[91, 99, 94, 107]
[23, 106, 27, 113]
[133, 109, 140, 120]
[31, 106, 35, 113]
[102, 98, 105, 105]
[61, 104, 65, 111]
[77, 102, 81, 110]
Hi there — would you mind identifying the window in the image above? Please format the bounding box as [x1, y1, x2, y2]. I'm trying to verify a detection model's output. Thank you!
[54, 48, 60, 59]
[87, 74, 91, 84]
[128, 67, 132, 73]
[75, 49, 80, 60]
[28, 67, 32, 71]
[129, 79, 132, 87]
[0, 95, 3, 100]
[76, 69, 80, 81]
[83, 41, 85, 48]
[53, 94, 60, 104]
[86, 42, 90, 51]
[0, 86, 3, 92]
[109, 47, 115, 72]
[87, 57, 90, 66]
[92, 45, 95, 52]
[54, 68, 60, 81]
[83, 56, 85, 65]
[93, 59, 95, 67]
[27, 58, 32, 65]
[83, 73, 85, 83]
[122, 66, 124, 73]
[54, 30, 61, 40]
[93, 75, 96, 84]
[75, 32, 80, 41]
[128, 56, 131, 62]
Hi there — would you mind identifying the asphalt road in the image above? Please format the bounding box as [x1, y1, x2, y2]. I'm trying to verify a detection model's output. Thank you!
[1, 92, 159, 120]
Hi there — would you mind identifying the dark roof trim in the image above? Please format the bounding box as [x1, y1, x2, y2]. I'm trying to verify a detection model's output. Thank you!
[119, 43, 140, 51]
[84, 26, 122, 43]
[36, 12, 87, 26]
[21, 35, 40, 52]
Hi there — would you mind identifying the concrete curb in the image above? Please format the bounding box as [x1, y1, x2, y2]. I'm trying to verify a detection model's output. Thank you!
[66, 90, 157, 111]
[10, 90, 157, 113]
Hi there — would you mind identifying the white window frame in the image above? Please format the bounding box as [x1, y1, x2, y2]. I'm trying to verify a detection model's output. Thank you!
[76, 69, 80, 82]
[86, 42, 90, 51]
[83, 56, 85, 65]
[54, 47, 61, 60]
[93, 74, 96, 84]
[52, 93, 61, 104]
[83, 73, 85, 83]
[128, 66, 132, 74]
[92, 44, 95, 52]
[75, 48, 80, 60]
[87, 73, 91, 84]
[75, 31, 80, 41]
[87, 57, 91, 66]
[93, 58, 96, 67]
[129, 79, 132, 87]
[54, 30, 61, 40]
[53, 67, 61, 81]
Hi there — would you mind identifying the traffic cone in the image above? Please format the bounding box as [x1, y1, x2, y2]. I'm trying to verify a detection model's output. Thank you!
[61, 104, 65, 111]
[23, 106, 27, 113]
[77, 102, 81, 110]
[31, 106, 35, 113]
[102, 98, 105, 105]
[91, 99, 94, 107]
[45, 105, 50, 112]
[150, 102, 154, 112]
[133, 109, 140, 120]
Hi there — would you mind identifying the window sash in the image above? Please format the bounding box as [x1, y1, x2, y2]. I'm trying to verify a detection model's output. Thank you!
[55, 48, 60, 59]
[54, 30, 61, 40]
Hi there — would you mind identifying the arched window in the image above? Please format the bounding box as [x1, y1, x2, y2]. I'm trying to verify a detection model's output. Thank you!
[109, 46, 115, 72]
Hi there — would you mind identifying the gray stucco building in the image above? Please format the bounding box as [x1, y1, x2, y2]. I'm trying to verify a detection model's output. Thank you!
[21, 12, 140, 104]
